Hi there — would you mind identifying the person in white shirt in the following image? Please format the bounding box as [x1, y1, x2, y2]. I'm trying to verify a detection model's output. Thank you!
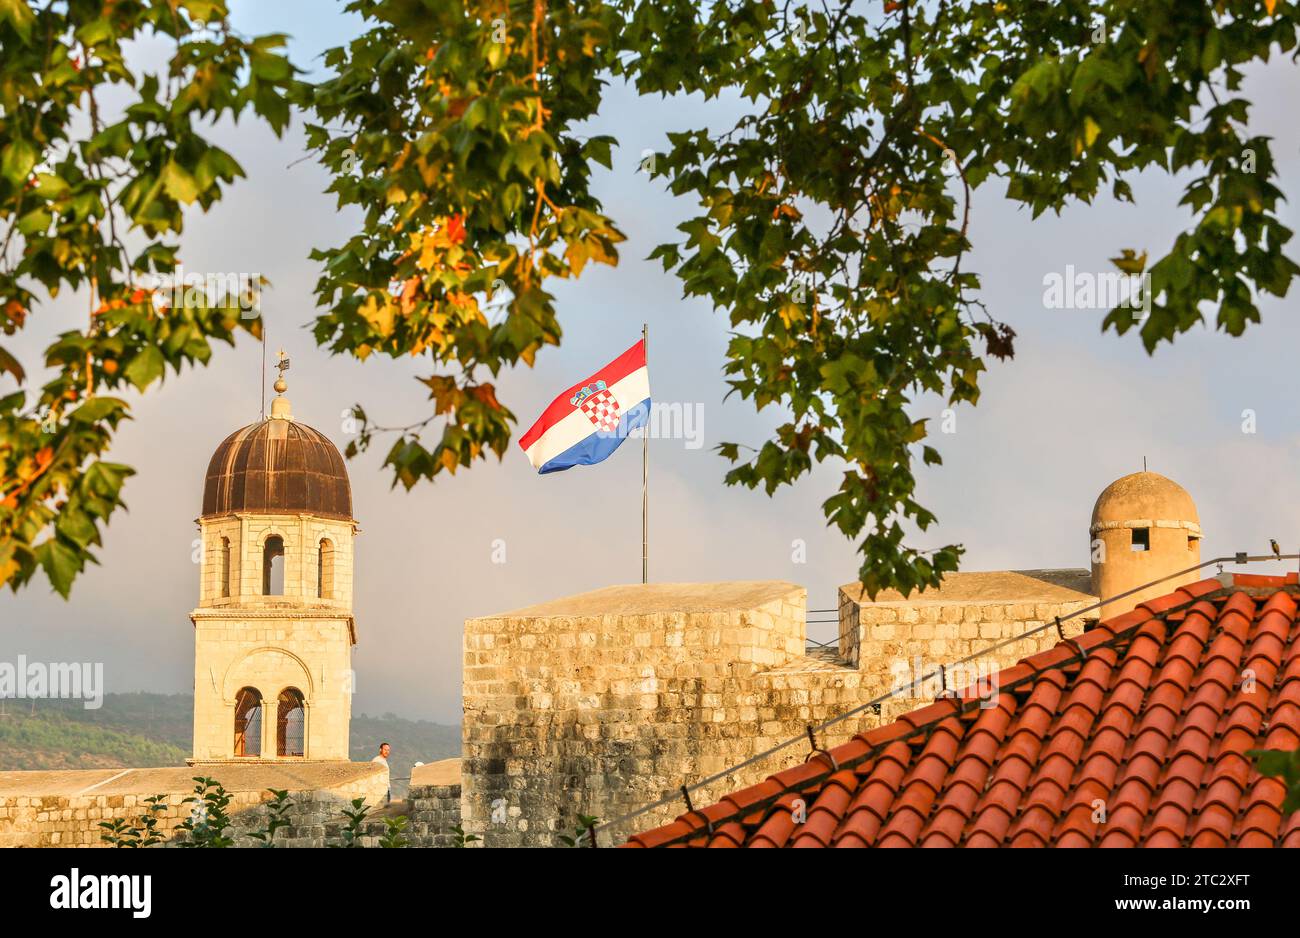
[371, 742, 391, 803]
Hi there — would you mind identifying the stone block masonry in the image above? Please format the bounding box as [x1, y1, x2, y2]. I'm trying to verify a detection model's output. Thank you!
[402, 759, 463, 847]
[838, 569, 1100, 724]
[0, 763, 387, 848]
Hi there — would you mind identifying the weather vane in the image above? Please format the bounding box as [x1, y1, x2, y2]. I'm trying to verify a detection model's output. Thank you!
[275, 348, 290, 394]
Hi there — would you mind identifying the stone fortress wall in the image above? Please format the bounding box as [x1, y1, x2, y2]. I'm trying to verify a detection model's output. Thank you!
[460, 573, 1098, 846]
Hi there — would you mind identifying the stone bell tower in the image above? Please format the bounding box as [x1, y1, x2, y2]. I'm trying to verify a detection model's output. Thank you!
[190, 352, 358, 763]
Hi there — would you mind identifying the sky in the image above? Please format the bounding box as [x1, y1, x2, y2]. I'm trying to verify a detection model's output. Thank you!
[3, 3, 1300, 724]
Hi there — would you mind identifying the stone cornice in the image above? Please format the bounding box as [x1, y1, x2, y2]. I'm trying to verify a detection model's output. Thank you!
[190, 608, 357, 644]
[191, 607, 352, 620]
[193, 511, 361, 533]
[1089, 518, 1202, 536]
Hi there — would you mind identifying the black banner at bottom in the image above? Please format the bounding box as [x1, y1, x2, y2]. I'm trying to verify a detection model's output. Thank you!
[0, 845, 1287, 925]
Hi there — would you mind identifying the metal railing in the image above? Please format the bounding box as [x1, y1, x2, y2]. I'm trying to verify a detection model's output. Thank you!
[805, 607, 840, 650]
[590, 551, 1298, 844]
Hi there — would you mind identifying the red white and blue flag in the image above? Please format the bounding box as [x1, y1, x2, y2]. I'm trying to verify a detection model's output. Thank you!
[519, 339, 651, 474]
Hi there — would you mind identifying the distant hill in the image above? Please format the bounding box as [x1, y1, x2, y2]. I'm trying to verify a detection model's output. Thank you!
[348, 711, 460, 767]
[0, 693, 460, 791]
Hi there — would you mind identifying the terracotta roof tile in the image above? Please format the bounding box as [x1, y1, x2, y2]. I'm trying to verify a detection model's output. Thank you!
[720, 778, 785, 815]
[826, 736, 872, 767]
[708, 822, 746, 847]
[1180, 578, 1230, 600]
[630, 581, 1300, 848]
[767, 759, 829, 792]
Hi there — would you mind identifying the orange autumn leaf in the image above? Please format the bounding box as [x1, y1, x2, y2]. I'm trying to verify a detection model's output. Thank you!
[470, 384, 503, 410]
[446, 214, 466, 245]
[398, 277, 421, 313]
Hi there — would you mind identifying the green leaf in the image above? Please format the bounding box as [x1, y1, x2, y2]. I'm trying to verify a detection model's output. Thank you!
[125, 346, 166, 390]
[56, 509, 99, 549]
[1, 138, 37, 186]
[1250, 748, 1300, 781]
[178, 0, 225, 23]
[74, 17, 115, 47]
[36, 539, 82, 599]
[70, 397, 128, 424]
[16, 208, 52, 235]
[1201, 29, 1222, 74]
[160, 160, 201, 204]
[582, 136, 616, 169]
[250, 51, 292, 82]
[31, 173, 71, 200]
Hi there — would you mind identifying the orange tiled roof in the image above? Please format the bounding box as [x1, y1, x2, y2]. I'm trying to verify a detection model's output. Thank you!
[624, 575, 1300, 848]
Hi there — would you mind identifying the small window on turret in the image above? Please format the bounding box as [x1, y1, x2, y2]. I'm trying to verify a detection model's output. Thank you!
[1131, 528, 1150, 552]
[1188, 535, 1199, 552]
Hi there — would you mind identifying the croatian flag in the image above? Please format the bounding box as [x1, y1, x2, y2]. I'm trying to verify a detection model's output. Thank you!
[519, 339, 651, 473]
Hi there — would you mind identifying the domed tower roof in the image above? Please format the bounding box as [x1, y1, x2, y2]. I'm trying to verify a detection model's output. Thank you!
[201, 415, 352, 522]
[1090, 471, 1198, 529]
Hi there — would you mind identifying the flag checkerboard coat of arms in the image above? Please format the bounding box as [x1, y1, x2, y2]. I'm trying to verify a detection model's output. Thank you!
[574, 381, 620, 433]
[518, 340, 650, 474]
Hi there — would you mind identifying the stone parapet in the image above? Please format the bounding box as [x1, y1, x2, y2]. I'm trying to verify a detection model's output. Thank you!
[0, 762, 386, 848]
[838, 569, 1099, 722]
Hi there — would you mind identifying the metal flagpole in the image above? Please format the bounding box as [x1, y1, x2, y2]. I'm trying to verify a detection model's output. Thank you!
[260, 325, 267, 420]
[642, 322, 648, 585]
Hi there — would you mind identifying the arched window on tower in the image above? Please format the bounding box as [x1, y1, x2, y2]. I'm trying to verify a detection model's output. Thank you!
[318, 538, 335, 599]
[262, 535, 285, 595]
[277, 688, 306, 757]
[234, 687, 262, 757]
[220, 537, 232, 598]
